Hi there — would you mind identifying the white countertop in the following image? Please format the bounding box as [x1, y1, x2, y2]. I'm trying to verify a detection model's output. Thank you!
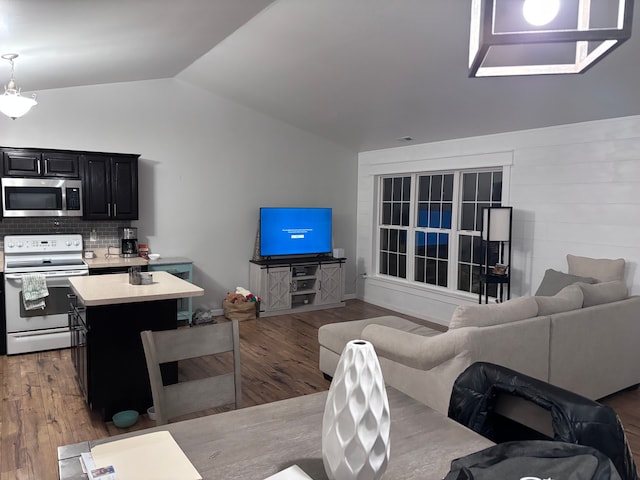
[83, 253, 148, 269]
[69, 271, 204, 306]
[82, 251, 192, 269]
[0, 250, 193, 272]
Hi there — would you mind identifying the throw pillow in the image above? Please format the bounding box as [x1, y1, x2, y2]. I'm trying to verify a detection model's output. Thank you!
[576, 280, 629, 307]
[534, 269, 597, 296]
[534, 284, 584, 316]
[567, 254, 625, 282]
[449, 297, 538, 330]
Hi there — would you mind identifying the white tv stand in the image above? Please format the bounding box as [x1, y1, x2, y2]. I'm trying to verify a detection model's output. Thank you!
[249, 257, 346, 317]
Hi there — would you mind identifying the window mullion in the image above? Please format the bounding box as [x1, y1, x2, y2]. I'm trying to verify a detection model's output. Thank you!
[406, 174, 417, 283]
[449, 171, 461, 290]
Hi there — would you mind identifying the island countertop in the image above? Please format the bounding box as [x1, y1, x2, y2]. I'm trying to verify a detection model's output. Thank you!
[69, 271, 204, 306]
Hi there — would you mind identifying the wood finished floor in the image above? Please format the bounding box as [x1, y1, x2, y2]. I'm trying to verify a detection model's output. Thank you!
[1, 299, 639, 479]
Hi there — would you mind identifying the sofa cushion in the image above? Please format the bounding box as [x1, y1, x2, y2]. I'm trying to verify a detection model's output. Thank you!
[535, 269, 597, 296]
[576, 280, 629, 307]
[449, 297, 538, 330]
[567, 254, 625, 282]
[534, 284, 584, 316]
[318, 315, 441, 354]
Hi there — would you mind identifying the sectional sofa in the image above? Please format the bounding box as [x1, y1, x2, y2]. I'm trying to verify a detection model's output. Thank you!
[319, 255, 640, 416]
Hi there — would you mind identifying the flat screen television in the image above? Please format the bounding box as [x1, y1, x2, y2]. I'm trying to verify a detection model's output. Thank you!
[260, 207, 332, 257]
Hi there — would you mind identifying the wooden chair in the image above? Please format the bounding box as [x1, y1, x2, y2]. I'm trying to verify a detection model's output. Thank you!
[140, 320, 242, 425]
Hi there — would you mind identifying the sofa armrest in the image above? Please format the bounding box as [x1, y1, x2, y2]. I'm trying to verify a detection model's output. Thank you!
[548, 296, 640, 399]
[362, 324, 463, 371]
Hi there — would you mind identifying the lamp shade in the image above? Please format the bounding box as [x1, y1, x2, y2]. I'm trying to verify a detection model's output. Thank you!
[482, 207, 512, 242]
[0, 92, 37, 119]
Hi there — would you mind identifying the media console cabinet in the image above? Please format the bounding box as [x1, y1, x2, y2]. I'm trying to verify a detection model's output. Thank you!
[249, 257, 346, 317]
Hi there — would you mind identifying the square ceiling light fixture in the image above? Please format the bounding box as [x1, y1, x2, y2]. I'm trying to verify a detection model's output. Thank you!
[469, 0, 634, 77]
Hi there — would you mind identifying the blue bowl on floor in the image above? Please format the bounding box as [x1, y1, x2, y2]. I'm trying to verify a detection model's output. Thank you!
[112, 410, 139, 428]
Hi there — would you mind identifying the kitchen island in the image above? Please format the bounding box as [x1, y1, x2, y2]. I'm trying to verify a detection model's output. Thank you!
[68, 271, 204, 420]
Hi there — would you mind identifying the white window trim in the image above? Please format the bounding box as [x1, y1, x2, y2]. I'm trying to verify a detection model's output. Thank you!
[365, 150, 513, 176]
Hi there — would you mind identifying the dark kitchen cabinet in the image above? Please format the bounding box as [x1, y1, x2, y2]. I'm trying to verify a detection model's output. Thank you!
[89, 265, 148, 275]
[68, 298, 87, 399]
[2, 148, 80, 178]
[0, 274, 5, 355]
[81, 154, 139, 220]
[69, 295, 177, 420]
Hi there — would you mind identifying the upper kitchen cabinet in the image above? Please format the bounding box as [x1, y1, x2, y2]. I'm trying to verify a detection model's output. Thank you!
[82, 154, 139, 220]
[2, 148, 80, 178]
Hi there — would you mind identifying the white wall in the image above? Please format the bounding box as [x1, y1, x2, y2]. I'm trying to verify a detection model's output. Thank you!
[357, 115, 640, 325]
[0, 78, 358, 310]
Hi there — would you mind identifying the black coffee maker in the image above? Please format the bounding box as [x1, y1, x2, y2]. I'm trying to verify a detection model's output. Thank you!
[120, 227, 139, 257]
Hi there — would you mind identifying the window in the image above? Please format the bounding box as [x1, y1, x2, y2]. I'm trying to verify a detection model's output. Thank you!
[414, 173, 453, 288]
[457, 171, 503, 297]
[377, 169, 502, 296]
[379, 177, 410, 278]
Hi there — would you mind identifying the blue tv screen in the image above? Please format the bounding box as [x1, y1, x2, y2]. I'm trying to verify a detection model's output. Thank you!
[260, 207, 332, 257]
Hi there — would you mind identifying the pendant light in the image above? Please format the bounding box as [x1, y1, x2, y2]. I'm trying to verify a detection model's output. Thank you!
[469, 0, 634, 77]
[0, 53, 37, 119]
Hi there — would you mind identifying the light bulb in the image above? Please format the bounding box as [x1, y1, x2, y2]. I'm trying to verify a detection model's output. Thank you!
[522, 0, 560, 26]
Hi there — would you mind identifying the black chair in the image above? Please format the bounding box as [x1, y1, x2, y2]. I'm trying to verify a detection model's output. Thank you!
[444, 440, 623, 480]
[448, 362, 638, 480]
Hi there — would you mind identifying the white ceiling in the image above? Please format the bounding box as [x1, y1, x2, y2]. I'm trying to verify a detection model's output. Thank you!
[2, 0, 640, 152]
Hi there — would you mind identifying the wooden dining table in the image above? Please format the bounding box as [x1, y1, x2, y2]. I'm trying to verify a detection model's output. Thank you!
[58, 387, 494, 480]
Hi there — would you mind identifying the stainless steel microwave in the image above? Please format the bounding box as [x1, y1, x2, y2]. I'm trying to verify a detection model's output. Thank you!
[1, 177, 83, 217]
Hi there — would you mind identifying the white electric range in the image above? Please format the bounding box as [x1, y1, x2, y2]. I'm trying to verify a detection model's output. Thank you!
[4, 234, 89, 354]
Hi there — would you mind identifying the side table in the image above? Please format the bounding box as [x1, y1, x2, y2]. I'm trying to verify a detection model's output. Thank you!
[479, 273, 510, 304]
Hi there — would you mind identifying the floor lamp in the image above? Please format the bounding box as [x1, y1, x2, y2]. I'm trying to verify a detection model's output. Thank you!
[480, 206, 513, 303]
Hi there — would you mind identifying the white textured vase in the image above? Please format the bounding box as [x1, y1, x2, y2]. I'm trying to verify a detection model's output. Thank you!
[322, 339, 391, 480]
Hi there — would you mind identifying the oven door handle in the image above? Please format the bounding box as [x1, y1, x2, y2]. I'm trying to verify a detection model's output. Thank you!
[5, 271, 89, 280]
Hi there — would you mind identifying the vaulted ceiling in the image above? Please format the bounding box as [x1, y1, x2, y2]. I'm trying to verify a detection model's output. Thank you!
[2, 0, 639, 152]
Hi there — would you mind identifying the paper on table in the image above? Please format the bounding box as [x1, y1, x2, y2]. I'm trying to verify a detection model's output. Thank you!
[264, 465, 314, 480]
[91, 430, 201, 480]
[80, 452, 95, 474]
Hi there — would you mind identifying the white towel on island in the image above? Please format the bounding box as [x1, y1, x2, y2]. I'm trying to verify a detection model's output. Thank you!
[22, 273, 49, 311]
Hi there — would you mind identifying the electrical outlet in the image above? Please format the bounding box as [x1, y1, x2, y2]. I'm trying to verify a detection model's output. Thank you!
[90, 229, 97, 242]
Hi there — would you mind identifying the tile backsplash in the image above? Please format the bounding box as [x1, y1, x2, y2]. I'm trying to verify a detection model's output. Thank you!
[0, 218, 132, 250]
